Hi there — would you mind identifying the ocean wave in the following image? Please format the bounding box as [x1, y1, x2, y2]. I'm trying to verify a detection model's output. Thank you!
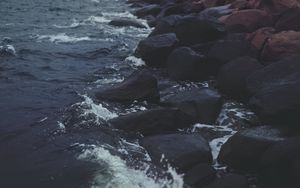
[78, 145, 184, 188]
[125, 56, 146, 68]
[37, 33, 92, 43]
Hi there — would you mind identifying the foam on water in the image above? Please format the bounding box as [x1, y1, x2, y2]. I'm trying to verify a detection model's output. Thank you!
[78, 145, 184, 188]
[79, 95, 118, 122]
[0, 44, 16, 56]
[125, 56, 146, 67]
[94, 77, 124, 85]
[37, 33, 92, 43]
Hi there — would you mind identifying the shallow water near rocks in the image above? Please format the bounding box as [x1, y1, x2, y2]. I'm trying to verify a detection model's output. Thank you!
[0, 0, 256, 187]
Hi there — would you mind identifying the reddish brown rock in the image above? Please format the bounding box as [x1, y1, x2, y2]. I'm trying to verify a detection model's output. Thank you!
[219, 9, 273, 32]
[261, 31, 300, 61]
[275, 8, 300, 31]
[246, 27, 275, 52]
[249, 0, 300, 14]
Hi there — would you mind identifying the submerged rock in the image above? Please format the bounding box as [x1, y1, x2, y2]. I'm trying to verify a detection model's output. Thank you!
[218, 126, 284, 171]
[161, 88, 223, 124]
[217, 56, 263, 99]
[108, 19, 147, 28]
[95, 70, 159, 103]
[135, 33, 179, 68]
[167, 47, 211, 81]
[109, 108, 197, 136]
[140, 133, 212, 172]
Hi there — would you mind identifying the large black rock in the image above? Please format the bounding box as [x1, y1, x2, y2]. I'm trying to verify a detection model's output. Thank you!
[217, 56, 263, 99]
[184, 163, 216, 187]
[204, 174, 248, 188]
[260, 136, 300, 188]
[167, 47, 212, 81]
[134, 4, 162, 18]
[218, 126, 284, 171]
[174, 16, 225, 46]
[207, 40, 258, 70]
[109, 108, 197, 136]
[161, 88, 223, 124]
[95, 70, 160, 103]
[140, 133, 212, 172]
[247, 55, 300, 126]
[149, 15, 182, 36]
[135, 33, 179, 68]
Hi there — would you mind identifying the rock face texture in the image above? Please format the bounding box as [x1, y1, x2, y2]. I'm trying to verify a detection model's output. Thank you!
[109, 108, 196, 136]
[135, 33, 179, 67]
[140, 133, 212, 172]
[96, 70, 160, 103]
[167, 47, 211, 81]
[247, 55, 300, 126]
[217, 56, 263, 99]
[161, 88, 223, 124]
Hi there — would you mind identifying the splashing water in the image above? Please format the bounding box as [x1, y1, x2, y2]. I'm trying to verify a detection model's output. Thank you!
[78, 145, 184, 188]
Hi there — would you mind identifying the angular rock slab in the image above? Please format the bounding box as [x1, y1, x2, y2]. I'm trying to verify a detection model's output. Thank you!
[140, 133, 212, 173]
[161, 88, 223, 124]
[109, 108, 197, 136]
[96, 70, 160, 103]
[218, 126, 284, 171]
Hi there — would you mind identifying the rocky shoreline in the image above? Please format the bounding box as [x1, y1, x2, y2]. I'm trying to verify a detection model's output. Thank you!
[96, 0, 300, 187]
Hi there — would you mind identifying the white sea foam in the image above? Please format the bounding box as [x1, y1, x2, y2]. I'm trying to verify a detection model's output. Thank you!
[53, 20, 80, 28]
[125, 56, 146, 67]
[37, 33, 92, 43]
[94, 77, 124, 85]
[57, 121, 66, 133]
[0, 44, 16, 56]
[78, 145, 184, 188]
[79, 95, 118, 122]
[85, 16, 111, 24]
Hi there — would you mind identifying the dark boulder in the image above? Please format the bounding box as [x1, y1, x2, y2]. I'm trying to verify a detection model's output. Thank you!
[134, 4, 162, 18]
[217, 56, 263, 99]
[207, 40, 258, 69]
[218, 126, 284, 171]
[247, 55, 300, 126]
[108, 19, 147, 28]
[135, 33, 179, 68]
[167, 47, 212, 81]
[184, 163, 216, 187]
[174, 16, 225, 46]
[140, 133, 212, 172]
[260, 136, 300, 188]
[95, 70, 159, 103]
[109, 108, 197, 136]
[149, 15, 182, 36]
[275, 8, 300, 31]
[161, 88, 223, 124]
[204, 174, 248, 188]
[158, 1, 204, 18]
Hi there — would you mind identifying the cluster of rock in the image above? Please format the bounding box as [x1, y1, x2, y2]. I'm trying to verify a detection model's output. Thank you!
[96, 0, 300, 187]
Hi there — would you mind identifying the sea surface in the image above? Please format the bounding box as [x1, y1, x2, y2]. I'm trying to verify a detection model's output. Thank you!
[0, 0, 256, 187]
